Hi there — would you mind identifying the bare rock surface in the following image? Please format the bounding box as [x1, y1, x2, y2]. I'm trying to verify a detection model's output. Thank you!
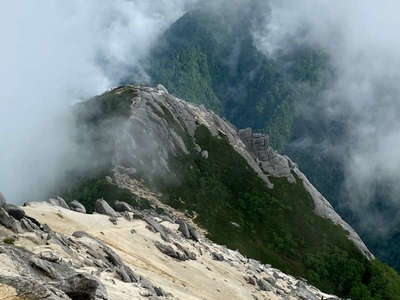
[4, 204, 25, 220]
[0, 201, 340, 300]
[70, 200, 86, 214]
[47, 197, 70, 210]
[114, 201, 134, 213]
[95, 199, 118, 218]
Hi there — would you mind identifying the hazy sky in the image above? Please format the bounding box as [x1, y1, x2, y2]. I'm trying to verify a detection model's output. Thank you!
[259, 0, 400, 232]
[0, 0, 196, 203]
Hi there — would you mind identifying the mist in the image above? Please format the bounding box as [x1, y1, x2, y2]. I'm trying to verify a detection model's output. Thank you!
[0, 0, 197, 203]
[256, 0, 400, 234]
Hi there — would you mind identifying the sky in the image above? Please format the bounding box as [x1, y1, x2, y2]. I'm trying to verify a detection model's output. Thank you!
[0, 0, 196, 203]
[259, 0, 400, 233]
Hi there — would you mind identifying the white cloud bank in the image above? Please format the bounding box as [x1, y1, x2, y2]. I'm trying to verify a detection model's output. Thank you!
[0, 0, 196, 203]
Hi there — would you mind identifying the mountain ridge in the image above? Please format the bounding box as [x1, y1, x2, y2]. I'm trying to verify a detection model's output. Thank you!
[0, 85, 398, 299]
[58, 85, 399, 299]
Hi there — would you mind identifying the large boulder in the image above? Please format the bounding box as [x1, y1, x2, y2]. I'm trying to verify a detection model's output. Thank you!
[144, 216, 170, 242]
[176, 219, 200, 242]
[154, 241, 189, 261]
[70, 201, 86, 214]
[72, 231, 140, 284]
[47, 197, 70, 210]
[114, 201, 134, 213]
[95, 199, 117, 217]
[57, 273, 109, 300]
[4, 204, 25, 220]
[0, 208, 22, 233]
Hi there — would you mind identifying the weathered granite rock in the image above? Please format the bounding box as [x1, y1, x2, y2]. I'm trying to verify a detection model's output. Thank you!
[0, 208, 21, 233]
[114, 200, 134, 213]
[187, 224, 200, 242]
[30, 257, 61, 280]
[95, 199, 118, 218]
[70, 200, 86, 213]
[244, 275, 256, 285]
[47, 197, 70, 210]
[0, 243, 109, 300]
[154, 241, 188, 261]
[256, 278, 272, 292]
[144, 216, 170, 242]
[0, 275, 71, 300]
[211, 252, 224, 261]
[296, 281, 318, 300]
[57, 273, 109, 300]
[140, 278, 157, 296]
[21, 216, 41, 232]
[174, 242, 197, 260]
[4, 204, 25, 220]
[176, 219, 200, 242]
[177, 220, 191, 239]
[72, 231, 140, 283]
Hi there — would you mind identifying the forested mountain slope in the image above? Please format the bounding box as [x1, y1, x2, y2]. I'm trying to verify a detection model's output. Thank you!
[142, 1, 400, 273]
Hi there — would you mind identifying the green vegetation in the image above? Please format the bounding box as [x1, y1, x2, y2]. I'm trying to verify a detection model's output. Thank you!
[160, 125, 400, 299]
[3, 237, 15, 245]
[59, 176, 152, 213]
[146, 0, 400, 275]
[146, 6, 331, 150]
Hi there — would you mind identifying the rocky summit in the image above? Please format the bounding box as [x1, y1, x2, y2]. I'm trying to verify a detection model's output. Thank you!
[0, 85, 398, 299]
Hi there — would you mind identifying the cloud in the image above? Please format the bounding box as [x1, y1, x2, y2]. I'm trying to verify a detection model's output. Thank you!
[0, 0, 196, 203]
[255, 0, 400, 234]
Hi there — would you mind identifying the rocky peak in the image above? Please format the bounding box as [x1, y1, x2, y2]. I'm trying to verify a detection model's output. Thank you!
[84, 84, 372, 260]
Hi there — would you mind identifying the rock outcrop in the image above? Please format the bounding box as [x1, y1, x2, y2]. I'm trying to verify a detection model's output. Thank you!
[47, 197, 70, 210]
[239, 128, 373, 259]
[114, 201, 134, 213]
[95, 199, 118, 218]
[0, 200, 340, 299]
[4, 204, 25, 221]
[70, 200, 86, 214]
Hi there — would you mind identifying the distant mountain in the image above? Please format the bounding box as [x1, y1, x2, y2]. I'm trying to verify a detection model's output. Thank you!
[143, 3, 331, 151]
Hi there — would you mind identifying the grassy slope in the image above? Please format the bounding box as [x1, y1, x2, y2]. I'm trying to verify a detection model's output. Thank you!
[160, 124, 400, 299]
